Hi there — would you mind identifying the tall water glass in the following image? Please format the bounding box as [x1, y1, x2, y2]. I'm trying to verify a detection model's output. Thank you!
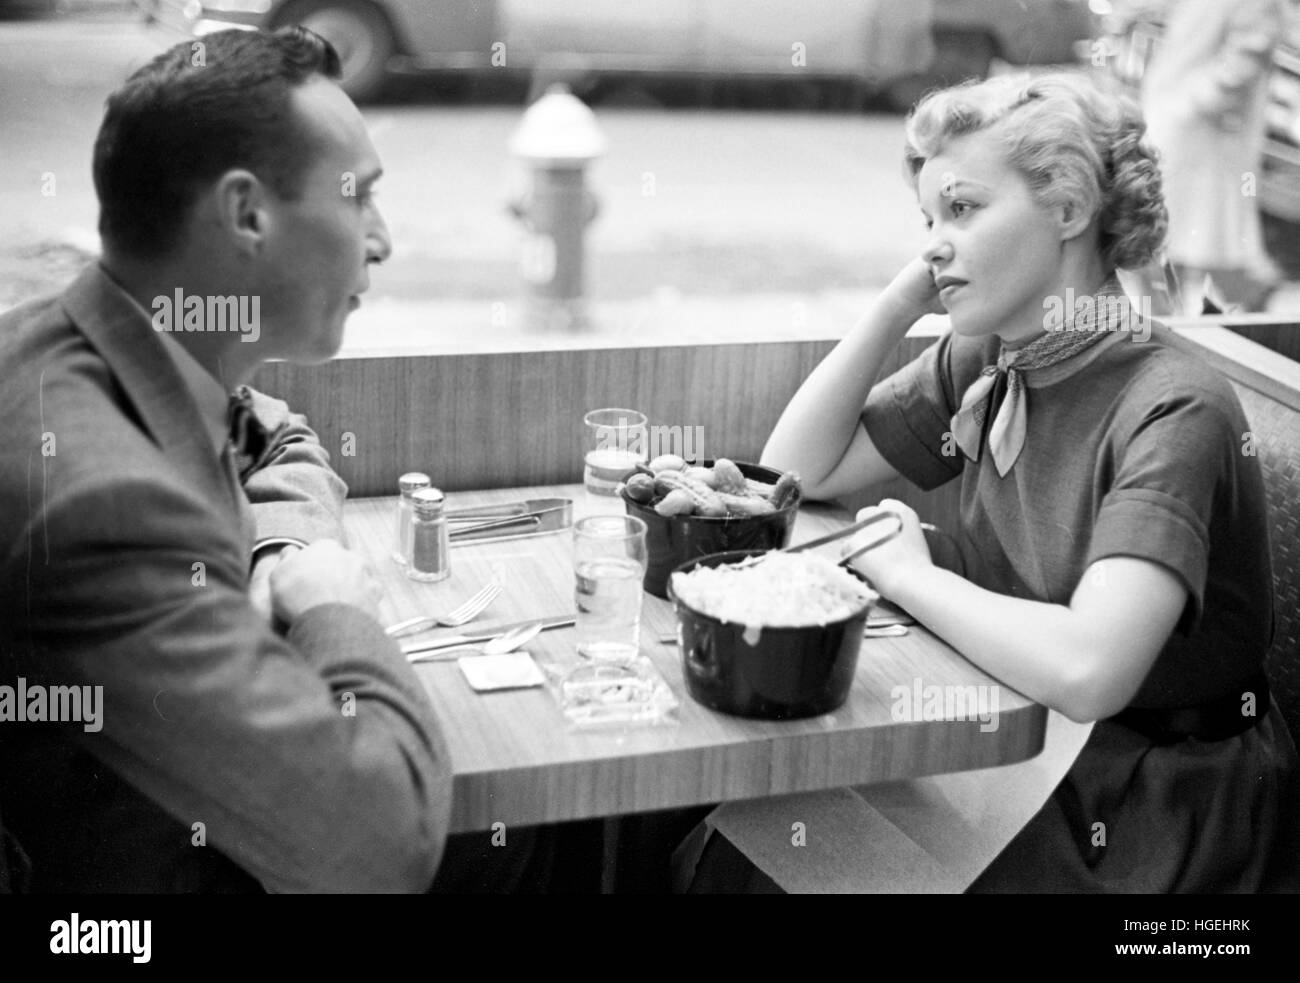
[574, 515, 648, 662]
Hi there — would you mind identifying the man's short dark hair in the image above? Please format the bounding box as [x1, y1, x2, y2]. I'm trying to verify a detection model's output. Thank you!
[93, 27, 341, 260]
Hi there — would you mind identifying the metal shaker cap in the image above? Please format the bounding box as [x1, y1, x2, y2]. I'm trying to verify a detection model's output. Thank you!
[411, 487, 446, 515]
[399, 472, 432, 496]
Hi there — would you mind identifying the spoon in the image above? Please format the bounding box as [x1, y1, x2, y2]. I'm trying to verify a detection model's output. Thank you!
[863, 625, 909, 638]
[407, 621, 544, 664]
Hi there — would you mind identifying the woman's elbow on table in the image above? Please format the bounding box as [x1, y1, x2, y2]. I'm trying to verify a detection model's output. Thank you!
[1052, 686, 1125, 727]
[759, 442, 799, 479]
[763, 424, 899, 503]
[1040, 636, 1164, 726]
[759, 445, 837, 502]
[1048, 559, 1186, 724]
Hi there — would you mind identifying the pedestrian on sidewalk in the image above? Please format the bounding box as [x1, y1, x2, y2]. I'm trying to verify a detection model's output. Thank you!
[1140, 0, 1290, 312]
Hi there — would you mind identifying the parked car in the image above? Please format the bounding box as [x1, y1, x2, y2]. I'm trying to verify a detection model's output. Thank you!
[135, 0, 1096, 108]
[0, 0, 59, 16]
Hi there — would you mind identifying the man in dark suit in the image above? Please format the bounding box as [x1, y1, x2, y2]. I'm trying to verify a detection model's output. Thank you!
[0, 27, 452, 892]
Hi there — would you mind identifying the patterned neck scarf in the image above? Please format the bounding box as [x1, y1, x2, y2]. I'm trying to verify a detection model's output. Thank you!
[950, 276, 1134, 477]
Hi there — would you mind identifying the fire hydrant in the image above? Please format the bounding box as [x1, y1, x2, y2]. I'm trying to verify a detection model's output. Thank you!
[508, 84, 605, 329]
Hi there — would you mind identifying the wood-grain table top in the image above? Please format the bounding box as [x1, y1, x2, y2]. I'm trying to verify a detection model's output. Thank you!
[345, 484, 1047, 834]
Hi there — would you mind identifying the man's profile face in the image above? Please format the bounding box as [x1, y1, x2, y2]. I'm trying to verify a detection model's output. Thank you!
[258, 76, 390, 362]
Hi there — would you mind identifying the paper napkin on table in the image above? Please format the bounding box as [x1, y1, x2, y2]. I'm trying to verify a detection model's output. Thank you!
[458, 651, 546, 692]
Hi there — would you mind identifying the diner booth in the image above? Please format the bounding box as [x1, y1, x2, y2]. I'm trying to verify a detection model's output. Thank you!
[254, 309, 1300, 892]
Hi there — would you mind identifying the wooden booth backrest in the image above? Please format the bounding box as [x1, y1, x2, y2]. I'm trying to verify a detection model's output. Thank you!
[251, 326, 956, 506]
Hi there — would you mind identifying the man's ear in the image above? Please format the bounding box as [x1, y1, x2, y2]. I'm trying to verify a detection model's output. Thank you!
[210, 169, 270, 255]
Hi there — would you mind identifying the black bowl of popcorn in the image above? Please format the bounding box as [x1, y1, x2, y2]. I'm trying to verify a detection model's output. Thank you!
[667, 548, 874, 719]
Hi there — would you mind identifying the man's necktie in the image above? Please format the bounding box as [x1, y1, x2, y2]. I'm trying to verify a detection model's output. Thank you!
[950, 280, 1135, 478]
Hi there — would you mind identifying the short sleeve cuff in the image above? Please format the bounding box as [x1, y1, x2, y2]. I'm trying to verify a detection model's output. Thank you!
[1087, 487, 1210, 624]
[860, 387, 961, 492]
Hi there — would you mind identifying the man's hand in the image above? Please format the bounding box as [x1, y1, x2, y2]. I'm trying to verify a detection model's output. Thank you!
[269, 539, 384, 624]
[248, 550, 281, 625]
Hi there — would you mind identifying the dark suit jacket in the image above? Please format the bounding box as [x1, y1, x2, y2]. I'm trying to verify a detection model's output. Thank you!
[0, 265, 453, 892]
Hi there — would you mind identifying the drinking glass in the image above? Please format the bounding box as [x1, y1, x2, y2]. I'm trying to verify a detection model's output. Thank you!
[557, 515, 678, 727]
[582, 408, 647, 498]
[573, 514, 647, 662]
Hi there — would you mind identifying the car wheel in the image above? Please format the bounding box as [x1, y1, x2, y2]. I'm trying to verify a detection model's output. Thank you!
[273, 0, 395, 103]
[884, 30, 996, 113]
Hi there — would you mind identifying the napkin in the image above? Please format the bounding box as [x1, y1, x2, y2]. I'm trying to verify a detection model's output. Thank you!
[458, 651, 546, 692]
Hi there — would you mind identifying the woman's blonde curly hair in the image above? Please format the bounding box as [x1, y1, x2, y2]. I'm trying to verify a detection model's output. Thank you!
[903, 72, 1168, 271]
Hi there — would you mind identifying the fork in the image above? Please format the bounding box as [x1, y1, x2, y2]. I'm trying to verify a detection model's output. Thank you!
[384, 579, 503, 638]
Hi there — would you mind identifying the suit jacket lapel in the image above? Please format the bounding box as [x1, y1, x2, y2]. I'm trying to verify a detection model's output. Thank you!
[60, 265, 235, 521]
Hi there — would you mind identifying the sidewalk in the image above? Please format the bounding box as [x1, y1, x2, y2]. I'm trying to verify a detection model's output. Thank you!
[0, 1, 140, 19]
[4, 235, 1294, 357]
[336, 280, 1300, 357]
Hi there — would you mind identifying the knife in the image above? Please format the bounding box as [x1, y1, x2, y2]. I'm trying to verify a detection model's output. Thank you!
[445, 498, 573, 544]
[400, 614, 576, 657]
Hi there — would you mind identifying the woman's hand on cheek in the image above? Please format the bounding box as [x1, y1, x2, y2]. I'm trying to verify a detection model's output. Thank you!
[842, 500, 933, 596]
[882, 257, 947, 322]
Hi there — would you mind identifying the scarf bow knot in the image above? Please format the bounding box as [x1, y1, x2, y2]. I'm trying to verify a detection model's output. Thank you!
[949, 279, 1133, 477]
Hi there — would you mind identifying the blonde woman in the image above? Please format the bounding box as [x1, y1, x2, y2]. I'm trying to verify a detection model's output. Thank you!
[762, 73, 1299, 891]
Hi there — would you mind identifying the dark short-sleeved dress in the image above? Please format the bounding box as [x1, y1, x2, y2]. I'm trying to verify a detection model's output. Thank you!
[860, 317, 1300, 892]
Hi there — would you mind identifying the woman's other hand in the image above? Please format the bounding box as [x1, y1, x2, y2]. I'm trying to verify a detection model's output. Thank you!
[842, 499, 933, 596]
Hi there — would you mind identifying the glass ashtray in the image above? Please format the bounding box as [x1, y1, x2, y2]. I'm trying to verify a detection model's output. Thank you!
[555, 658, 679, 728]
